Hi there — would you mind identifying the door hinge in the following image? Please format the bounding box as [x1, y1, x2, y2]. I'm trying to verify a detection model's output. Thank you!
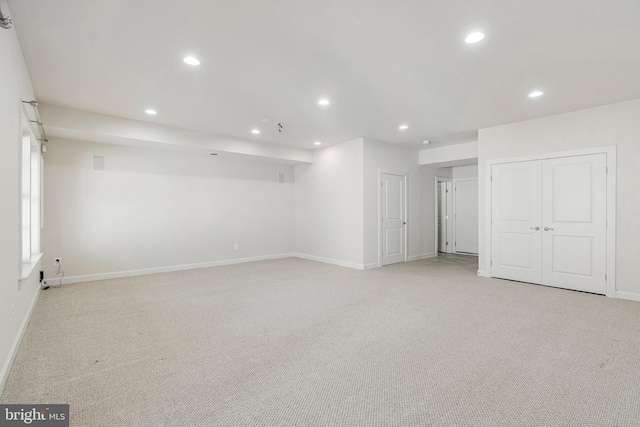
[381, 182, 383, 187]
[490, 176, 493, 182]
[605, 274, 607, 281]
[606, 166, 608, 174]
[446, 242, 448, 245]
[490, 260, 493, 266]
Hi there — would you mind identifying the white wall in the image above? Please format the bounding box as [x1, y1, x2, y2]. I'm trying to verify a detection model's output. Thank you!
[478, 98, 640, 299]
[40, 103, 313, 165]
[418, 165, 445, 260]
[43, 139, 295, 279]
[435, 167, 453, 179]
[452, 164, 478, 180]
[0, 0, 42, 391]
[419, 141, 478, 165]
[363, 139, 424, 266]
[294, 139, 364, 268]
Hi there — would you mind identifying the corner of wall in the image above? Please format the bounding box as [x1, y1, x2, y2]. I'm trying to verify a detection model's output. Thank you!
[0, 268, 41, 394]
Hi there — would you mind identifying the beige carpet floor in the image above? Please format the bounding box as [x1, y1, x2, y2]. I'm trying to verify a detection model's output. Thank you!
[2, 256, 640, 426]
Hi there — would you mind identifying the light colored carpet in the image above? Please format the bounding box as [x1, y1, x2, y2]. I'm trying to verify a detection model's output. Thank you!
[2, 256, 640, 426]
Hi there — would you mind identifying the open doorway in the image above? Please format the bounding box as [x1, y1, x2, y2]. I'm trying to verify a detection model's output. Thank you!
[433, 164, 479, 259]
[435, 177, 453, 254]
[452, 178, 478, 255]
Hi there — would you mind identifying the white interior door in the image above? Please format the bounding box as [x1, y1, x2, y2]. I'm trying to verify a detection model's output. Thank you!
[491, 161, 543, 284]
[542, 154, 607, 294]
[381, 173, 405, 265]
[454, 179, 478, 254]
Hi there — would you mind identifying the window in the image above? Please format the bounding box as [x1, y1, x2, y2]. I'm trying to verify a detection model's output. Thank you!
[19, 108, 43, 279]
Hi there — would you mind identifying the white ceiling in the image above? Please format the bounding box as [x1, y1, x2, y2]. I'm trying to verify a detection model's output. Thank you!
[8, 0, 640, 149]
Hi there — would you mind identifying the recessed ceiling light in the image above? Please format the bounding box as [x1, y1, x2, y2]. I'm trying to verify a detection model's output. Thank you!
[145, 109, 157, 115]
[528, 90, 544, 98]
[399, 124, 409, 130]
[423, 140, 431, 145]
[251, 129, 260, 134]
[465, 32, 485, 44]
[183, 56, 200, 66]
[318, 99, 330, 106]
[314, 141, 322, 146]
[209, 153, 218, 156]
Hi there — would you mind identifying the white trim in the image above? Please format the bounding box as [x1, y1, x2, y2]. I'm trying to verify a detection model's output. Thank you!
[485, 145, 617, 297]
[363, 263, 379, 270]
[408, 252, 437, 262]
[47, 253, 297, 284]
[477, 269, 490, 278]
[294, 253, 365, 270]
[488, 146, 617, 166]
[0, 286, 41, 394]
[378, 169, 382, 268]
[605, 148, 617, 298]
[616, 292, 640, 303]
[18, 252, 43, 280]
[378, 170, 409, 267]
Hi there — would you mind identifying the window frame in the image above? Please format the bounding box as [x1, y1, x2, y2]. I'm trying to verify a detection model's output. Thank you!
[18, 105, 43, 280]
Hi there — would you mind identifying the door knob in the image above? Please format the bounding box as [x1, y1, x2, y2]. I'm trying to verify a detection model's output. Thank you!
[530, 226, 540, 230]
[544, 227, 554, 231]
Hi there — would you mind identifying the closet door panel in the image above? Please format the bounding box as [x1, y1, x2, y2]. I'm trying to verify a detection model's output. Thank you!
[542, 154, 607, 294]
[491, 161, 542, 284]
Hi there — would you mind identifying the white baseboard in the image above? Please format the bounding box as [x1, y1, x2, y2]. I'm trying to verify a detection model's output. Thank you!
[616, 291, 640, 303]
[408, 252, 437, 262]
[0, 284, 41, 394]
[477, 270, 490, 278]
[293, 253, 365, 270]
[48, 253, 297, 285]
[363, 263, 379, 270]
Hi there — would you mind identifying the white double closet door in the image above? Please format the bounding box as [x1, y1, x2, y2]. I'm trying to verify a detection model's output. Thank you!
[491, 153, 607, 294]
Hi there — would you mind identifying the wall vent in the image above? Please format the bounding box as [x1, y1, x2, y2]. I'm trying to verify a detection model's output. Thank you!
[92, 155, 106, 172]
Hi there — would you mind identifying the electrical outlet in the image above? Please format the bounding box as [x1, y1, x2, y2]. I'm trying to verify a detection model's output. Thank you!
[54, 258, 61, 265]
[234, 243, 239, 250]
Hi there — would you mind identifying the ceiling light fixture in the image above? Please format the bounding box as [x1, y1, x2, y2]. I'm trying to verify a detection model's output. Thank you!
[314, 141, 322, 146]
[423, 140, 431, 145]
[528, 90, 544, 98]
[318, 99, 330, 106]
[183, 56, 200, 66]
[251, 129, 260, 134]
[465, 32, 485, 44]
[145, 109, 157, 115]
[399, 124, 409, 130]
